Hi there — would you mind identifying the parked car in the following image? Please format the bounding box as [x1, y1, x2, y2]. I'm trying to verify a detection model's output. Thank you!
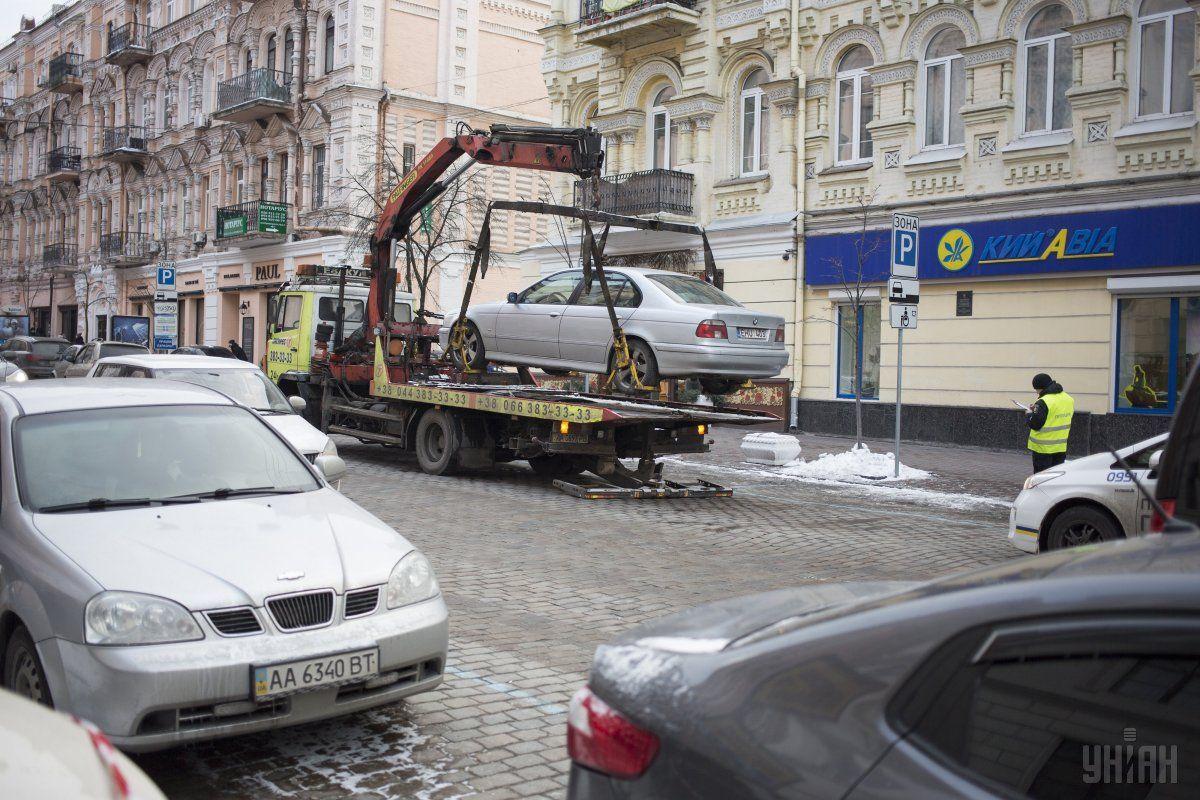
[52, 344, 83, 378]
[0, 359, 29, 382]
[566, 533, 1200, 798]
[172, 344, 237, 359]
[88, 354, 334, 461]
[0, 335, 70, 378]
[439, 268, 789, 394]
[0, 688, 166, 799]
[0, 380, 448, 751]
[1156, 362, 1200, 531]
[59, 340, 149, 378]
[1007, 433, 1166, 553]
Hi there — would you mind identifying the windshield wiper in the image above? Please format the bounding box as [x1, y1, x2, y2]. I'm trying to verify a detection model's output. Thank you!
[40, 497, 156, 513]
[167, 486, 304, 502]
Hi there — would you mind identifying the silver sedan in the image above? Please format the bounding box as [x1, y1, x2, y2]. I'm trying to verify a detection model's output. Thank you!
[0, 379, 448, 751]
[440, 268, 789, 394]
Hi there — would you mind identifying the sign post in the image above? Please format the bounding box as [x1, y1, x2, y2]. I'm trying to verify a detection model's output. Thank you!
[154, 262, 177, 351]
[889, 214, 920, 478]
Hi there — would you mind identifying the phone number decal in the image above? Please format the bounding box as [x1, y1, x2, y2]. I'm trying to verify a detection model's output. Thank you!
[373, 381, 605, 423]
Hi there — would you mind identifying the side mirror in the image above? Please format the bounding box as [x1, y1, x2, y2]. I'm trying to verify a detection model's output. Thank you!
[288, 395, 307, 413]
[506, 292, 519, 304]
[314, 454, 347, 483]
[1149, 449, 1162, 471]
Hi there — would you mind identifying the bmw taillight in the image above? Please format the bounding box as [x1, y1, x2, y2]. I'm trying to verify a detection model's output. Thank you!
[774, 325, 785, 342]
[695, 320, 728, 340]
[567, 686, 659, 780]
[1151, 498, 1176, 533]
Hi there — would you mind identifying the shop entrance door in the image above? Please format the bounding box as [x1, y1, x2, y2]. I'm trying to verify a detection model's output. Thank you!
[241, 316, 255, 363]
[59, 306, 78, 340]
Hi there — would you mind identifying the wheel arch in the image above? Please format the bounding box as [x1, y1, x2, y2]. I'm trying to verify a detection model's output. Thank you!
[1040, 497, 1126, 550]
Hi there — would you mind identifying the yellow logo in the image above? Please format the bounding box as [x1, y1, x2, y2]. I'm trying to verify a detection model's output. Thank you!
[937, 228, 973, 271]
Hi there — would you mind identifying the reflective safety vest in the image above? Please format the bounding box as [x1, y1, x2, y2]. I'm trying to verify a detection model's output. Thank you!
[1028, 391, 1075, 454]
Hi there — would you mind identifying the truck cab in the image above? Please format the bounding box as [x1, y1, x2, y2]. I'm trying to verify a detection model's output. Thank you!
[267, 264, 415, 397]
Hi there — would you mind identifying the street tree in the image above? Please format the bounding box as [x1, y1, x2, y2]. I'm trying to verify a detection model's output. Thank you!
[73, 264, 113, 340]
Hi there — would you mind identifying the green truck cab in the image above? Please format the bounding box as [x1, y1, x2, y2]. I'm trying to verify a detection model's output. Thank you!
[267, 265, 414, 400]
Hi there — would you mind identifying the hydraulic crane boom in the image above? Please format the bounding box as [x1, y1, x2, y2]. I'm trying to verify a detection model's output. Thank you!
[365, 124, 604, 334]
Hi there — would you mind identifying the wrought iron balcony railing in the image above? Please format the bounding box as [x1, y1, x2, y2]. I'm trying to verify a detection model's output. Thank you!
[216, 68, 292, 113]
[42, 241, 78, 270]
[573, 168, 694, 216]
[215, 200, 291, 240]
[43, 145, 82, 175]
[100, 231, 154, 264]
[108, 22, 153, 56]
[47, 52, 83, 89]
[101, 125, 149, 154]
[579, 0, 696, 26]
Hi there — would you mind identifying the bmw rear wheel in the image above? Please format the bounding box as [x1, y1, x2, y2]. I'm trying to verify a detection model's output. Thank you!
[449, 321, 487, 371]
[1046, 506, 1122, 550]
[611, 340, 659, 395]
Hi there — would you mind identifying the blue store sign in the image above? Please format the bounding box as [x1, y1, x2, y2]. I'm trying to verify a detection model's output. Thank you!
[805, 203, 1200, 285]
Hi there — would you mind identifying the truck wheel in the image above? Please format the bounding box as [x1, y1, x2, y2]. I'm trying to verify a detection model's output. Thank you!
[415, 409, 461, 475]
[1047, 506, 1122, 550]
[528, 454, 587, 478]
[699, 377, 742, 396]
[449, 321, 487, 371]
[611, 340, 659, 394]
[3, 626, 53, 707]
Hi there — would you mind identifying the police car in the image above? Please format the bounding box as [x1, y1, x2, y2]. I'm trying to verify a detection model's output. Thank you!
[1008, 433, 1167, 553]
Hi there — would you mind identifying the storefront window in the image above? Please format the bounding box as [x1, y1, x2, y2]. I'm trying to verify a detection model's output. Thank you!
[837, 303, 881, 399]
[1115, 295, 1199, 413]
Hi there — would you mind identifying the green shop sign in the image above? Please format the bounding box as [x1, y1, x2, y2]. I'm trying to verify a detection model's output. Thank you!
[221, 214, 247, 238]
[258, 201, 288, 234]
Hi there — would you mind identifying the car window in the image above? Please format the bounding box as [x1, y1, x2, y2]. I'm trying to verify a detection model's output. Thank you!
[393, 302, 413, 323]
[99, 343, 147, 358]
[32, 341, 67, 356]
[575, 274, 641, 309]
[93, 364, 124, 377]
[318, 297, 365, 324]
[1123, 440, 1166, 470]
[649, 274, 743, 307]
[125, 367, 151, 378]
[9, 341, 27, 352]
[279, 295, 303, 330]
[152, 368, 293, 413]
[78, 344, 95, 363]
[521, 272, 581, 305]
[14, 405, 319, 512]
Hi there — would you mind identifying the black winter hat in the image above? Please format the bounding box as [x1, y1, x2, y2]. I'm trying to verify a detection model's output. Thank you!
[1032, 373, 1053, 391]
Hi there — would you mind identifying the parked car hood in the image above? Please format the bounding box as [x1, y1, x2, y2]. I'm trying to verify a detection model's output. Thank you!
[261, 412, 328, 456]
[32, 490, 412, 610]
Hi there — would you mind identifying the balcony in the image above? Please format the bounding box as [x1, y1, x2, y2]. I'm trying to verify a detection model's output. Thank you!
[215, 200, 290, 248]
[576, 0, 700, 47]
[214, 69, 292, 123]
[42, 242, 78, 272]
[45, 52, 83, 94]
[106, 22, 153, 66]
[43, 146, 81, 183]
[573, 169, 694, 217]
[100, 231, 155, 267]
[101, 126, 150, 163]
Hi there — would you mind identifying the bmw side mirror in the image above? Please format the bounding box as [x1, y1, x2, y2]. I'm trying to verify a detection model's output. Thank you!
[1149, 449, 1162, 471]
[507, 292, 519, 304]
[288, 395, 307, 413]
[314, 454, 347, 483]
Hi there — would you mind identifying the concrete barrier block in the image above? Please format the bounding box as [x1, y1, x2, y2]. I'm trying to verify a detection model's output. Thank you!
[740, 432, 802, 465]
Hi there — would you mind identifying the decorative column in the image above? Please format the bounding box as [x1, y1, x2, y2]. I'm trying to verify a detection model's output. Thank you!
[677, 119, 695, 165]
[300, 140, 313, 212]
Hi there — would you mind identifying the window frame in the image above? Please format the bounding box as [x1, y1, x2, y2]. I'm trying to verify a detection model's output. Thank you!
[834, 57, 873, 165]
[649, 102, 673, 170]
[739, 71, 768, 176]
[920, 31, 966, 150]
[323, 14, 336, 75]
[1113, 294, 1197, 415]
[835, 302, 881, 400]
[519, 271, 583, 305]
[1019, 7, 1072, 135]
[1133, 0, 1196, 120]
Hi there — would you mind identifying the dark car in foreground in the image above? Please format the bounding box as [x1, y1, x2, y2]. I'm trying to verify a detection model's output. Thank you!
[1156, 363, 1200, 531]
[0, 336, 70, 378]
[567, 535, 1200, 799]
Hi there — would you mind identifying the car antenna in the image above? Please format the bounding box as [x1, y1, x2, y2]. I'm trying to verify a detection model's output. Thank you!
[1104, 437, 1197, 536]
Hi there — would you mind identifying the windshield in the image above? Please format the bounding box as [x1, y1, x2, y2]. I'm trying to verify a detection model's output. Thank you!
[153, 368, 293, 413]
[318, 297, 365, 324]
[15, 405, 319, 513]
[649, 274, 743, 307]
[99, 343, 148, 358]
[32, 341, 69, 355]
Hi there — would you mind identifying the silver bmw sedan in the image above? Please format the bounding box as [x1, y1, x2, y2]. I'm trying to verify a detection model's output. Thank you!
[0, 379, 448, 751]
[440, 268, 789, 394]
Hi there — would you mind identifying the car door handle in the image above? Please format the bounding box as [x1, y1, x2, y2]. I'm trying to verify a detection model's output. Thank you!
[549, 313, 560, 318]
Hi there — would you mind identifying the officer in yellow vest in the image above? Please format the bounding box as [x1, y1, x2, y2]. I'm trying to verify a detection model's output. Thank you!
[1027, 373, 1075, 473]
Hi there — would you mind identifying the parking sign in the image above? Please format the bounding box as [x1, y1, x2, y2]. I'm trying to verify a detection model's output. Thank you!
[156, 263, 176, 291]
[891, 213, 919, 278]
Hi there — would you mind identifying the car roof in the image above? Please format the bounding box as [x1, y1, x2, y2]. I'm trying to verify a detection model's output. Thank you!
[12, 335, 68, 342]
[94, 354, 258, 371]
[0, 378, 234, 416]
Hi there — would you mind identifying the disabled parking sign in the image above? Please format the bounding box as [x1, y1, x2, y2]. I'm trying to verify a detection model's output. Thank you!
[891, 213, 919, 279]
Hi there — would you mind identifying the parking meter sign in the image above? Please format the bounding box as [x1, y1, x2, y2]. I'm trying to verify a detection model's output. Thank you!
[891, 213, 919, 278]
[156, 263, 176, 292]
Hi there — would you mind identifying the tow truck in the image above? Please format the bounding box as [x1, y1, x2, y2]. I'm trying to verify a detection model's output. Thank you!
[306, 124, 776, 498]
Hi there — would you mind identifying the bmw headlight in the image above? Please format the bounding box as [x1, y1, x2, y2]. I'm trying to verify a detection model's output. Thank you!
[386, 551, 439, 609]
[84, 591, 204, 645]
[321, 437, 339, 457]
[1023, 470, 1065, 491]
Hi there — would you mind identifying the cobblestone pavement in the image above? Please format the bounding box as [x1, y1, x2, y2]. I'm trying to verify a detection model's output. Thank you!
[135, 428, 1026, 799]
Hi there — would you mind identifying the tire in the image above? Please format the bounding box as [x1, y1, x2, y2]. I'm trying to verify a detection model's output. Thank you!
[699, 377, 742, 396]
[449, 321, 487, 371]
[415, 409, 461, 476]
[3, 626, 53, 707]
[528, 454, 588, 478]
[1046, 505, 1123, 550]
[611, 339, 659, 395]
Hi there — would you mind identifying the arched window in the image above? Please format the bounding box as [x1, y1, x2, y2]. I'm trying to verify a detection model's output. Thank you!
[1021, 4, 1072, 134]
[740, 68, 768, 175]
[1136, 0, 1195, 118]
[266, 34, 278, 73]
[923, 28, 966, 148]
[324, 14, 336, 75]
[835, 45, 874, 164]
[648, 85, 678, 170]
[283, 28, 295, 82]
[244, 48, 253, 72]
[202, 64, 215, 115]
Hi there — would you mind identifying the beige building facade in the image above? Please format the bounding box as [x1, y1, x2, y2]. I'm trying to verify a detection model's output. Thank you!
[0, 0, 553, 358]
[533, 0, 1199, 447]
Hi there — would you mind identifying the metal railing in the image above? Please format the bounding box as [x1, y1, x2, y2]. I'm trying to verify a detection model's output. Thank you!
[47, 52, 83, 88]
[108, 22, 153, 55]
[101, 125, 149, 153]
[43, 145, 82, 174]
[215, 199, 291, 240]
[579, 0, 696, 26]
[42, 241, 78, 270]
[216, 68, 291, 112]
[573, 168, 694, 216]
[100, 231, 153, 262]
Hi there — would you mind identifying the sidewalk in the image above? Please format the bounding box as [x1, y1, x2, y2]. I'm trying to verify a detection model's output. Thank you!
[682, 427, 1031, 502]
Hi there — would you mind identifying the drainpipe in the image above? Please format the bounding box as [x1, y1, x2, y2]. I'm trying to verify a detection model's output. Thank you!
[292, 0, 309, 234]
[789, 0, 805, 429]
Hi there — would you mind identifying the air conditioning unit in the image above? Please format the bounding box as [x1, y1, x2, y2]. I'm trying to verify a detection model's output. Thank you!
[192, 231, 207, 246]
[148, 240, 161, 254]
[193, 114, 210, 129]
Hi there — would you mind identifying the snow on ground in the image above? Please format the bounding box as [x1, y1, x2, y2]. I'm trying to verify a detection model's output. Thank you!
[776, 445, 931, 483]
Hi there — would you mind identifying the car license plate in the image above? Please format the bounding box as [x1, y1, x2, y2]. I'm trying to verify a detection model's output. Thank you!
[737, 327, 768, 340]
[253, 648, 379, 700]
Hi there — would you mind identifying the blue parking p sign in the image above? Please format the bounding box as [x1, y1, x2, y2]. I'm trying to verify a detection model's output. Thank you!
[156, 264, 176, 291]
[891, 213, 919, 278]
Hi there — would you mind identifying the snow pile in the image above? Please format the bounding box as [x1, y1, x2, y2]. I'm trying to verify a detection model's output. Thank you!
[740, 432, 802, 466]
[777, 445, 929, 483]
